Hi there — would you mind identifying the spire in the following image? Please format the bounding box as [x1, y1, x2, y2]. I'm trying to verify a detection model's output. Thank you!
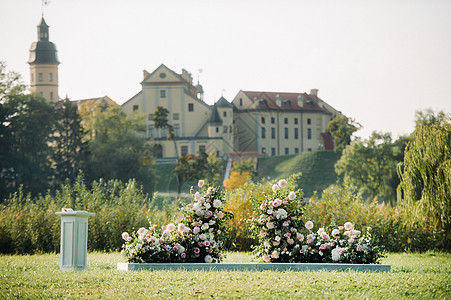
[37, 17, 49, 41]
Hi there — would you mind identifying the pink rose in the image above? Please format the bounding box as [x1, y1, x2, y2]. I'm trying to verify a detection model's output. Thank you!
[181, 253, 186, 259]
[194, 248, 200, 254]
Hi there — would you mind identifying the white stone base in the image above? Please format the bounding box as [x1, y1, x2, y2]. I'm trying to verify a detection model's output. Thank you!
[117, 262, 390, 272]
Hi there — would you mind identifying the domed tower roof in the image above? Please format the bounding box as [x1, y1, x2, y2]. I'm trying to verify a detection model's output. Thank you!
[28, 17, 59, 64]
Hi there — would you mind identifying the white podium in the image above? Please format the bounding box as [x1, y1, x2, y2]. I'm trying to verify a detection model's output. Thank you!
[55, 209, 95, 271]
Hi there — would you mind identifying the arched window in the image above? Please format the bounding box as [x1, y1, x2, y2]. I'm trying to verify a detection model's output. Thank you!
[153, 144, 163, 158]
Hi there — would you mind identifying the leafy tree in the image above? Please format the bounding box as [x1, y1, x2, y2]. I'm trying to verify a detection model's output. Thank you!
[398, 112, 450, 246]
[327, 115, 361, 152]
[223, 171, 251, 190]
[153, 105, 178, 158]
[173, 152, 208, 194]
[204, 151, 224, 187]
[335, 132, 401, 204]
[0, 94, 55, 197]
[81, 104, 156, 194]
[414, 108, 448, 127]
[231, 158, 257, 180]
[52, 98, 88, 185]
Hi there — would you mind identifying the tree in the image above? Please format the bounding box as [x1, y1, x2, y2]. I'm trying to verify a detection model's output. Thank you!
[327, 115, 361, 152]
[153, 105, 178, 158]
[335, 132, 401, 204]
[231, 158, 257, 180]
[0, 94, 55, 197]
[204, 151, 225, 187]
[173, 151, 209, 194]
[52, 98, 88, 186]
[81, 104, 156, 194]
[223, 171, 251, 190]
[398, 111, 450, 246]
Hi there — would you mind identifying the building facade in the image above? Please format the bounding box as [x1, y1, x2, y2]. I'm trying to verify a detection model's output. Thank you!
[28, 17, 60, 103]
[122, 64, 234, 160]
[232, 90, 341, 156]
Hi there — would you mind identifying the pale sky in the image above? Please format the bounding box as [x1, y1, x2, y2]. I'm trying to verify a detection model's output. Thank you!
[1, 0, 450, 139]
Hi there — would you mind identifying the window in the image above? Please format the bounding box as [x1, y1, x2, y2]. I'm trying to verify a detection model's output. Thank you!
[39, 92, 43, 97]
[216, 127, 219, 133]
[148, 125, 155, 137]
[262, 147, 266, 155]
[271, 127, 276, 139]
[173, 124, 180, 137]
[133, 105, 139, 111]
[160, 90, 166, 98]
[261, 127, 266, 139]
[261, 117, 265, 124]
[49, 73, 53, 82]
[32, 73, 34, 82]
[173, 113, 180, 120]
[161, 127, 167, 138]
[285, 148, 289, 155]
[239, 98, 243, 106]
[199, 145, 206, 153]
[271, 117, 275, 124]
[308, 148, 312, 152]
[223, 111, 227, 117]
[50, 92, 54, 101]
[188, 103, 194, 112]
[295, 148, 299, 154]
[294, 128, 299, 139]
[307, 128, 312, 139]
[38, 73, 43, 82]
[223, 126, 228, 133]
[284, 128, 289, 139]
[148, 113, 154, 121]
[271, 148, 276, 156]
[294, 118, 298, 125]
[284, 118, 288, 124]
[181, 146, 188, 156]
[230, 125, 232, 133]
[307, 118, 311, 125]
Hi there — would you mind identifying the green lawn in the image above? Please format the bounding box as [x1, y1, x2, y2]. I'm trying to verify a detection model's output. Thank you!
[1, 252, 450, 299]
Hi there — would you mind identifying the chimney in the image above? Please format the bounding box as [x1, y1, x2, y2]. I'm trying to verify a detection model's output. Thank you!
[143, 70, 150, 80]
[297, 95, 304, 108]
[181, 69, 193, 84]
[310, 89, 318, 96]
[276, 94, 282, 107]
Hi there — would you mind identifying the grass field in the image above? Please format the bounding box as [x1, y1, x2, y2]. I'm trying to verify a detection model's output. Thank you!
[1, 252, 450, 299]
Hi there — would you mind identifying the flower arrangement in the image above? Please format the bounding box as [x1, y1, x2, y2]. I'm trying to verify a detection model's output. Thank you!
[252, 178, 384, 264]
[121, 180, 231, 263]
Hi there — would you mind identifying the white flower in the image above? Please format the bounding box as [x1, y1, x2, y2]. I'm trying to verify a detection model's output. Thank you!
[167, 223, 176, 231]
[199, 233, 207, 240]
[271, 250, 279, 259]
[272, 184, 280, 193]
[204, 255, 213, 263]
[205, 203, 211, 209]
[162, 230, 171, 237]
[296, 233, 304, 241]
[193, 226, 201, 234]
[213, 199, 222, 208]
[216, 211, 224, 219]
[344, 222, 353, 230]
[260, 203, 266, 211]
[264, 241, 270, 248]
[207, 187, 215, 194]
[209, 220, 216, 226]
[307, 234, 314, 240]
[288, 191, 296, 200]
[193, 203, 201, 211]
[137, 227, 146, 237]
[178, 245, 185, 254]
[122, 232, 130, 241]
[305, 221, 314, 230]
[201, 223, 209, 230]
[267, 209, 273, 215]
[332, 229, 340, 236]
[275, 208, 288, 219]
[331, 247, 342, 262]
[198, 180, 205, 188]
[287, 238, 295, 245]
[272, 198, 282, 207]
[194, 192, 201, 201]
[317, 228, 325, 235]
[266, 222, 275, 229]
[177, 223, 186, 232]
[302, 245, 308, 251]
[278, 179, 288, 189]
[275, 236, 281, 242]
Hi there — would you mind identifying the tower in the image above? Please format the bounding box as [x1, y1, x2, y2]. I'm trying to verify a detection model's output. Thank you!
[28, 17, 60, 103]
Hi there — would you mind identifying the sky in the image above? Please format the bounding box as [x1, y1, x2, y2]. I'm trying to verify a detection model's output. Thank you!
[1, 0, 450, 139]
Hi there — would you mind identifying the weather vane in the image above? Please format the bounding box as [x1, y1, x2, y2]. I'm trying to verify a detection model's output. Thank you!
[41, 0, 51, 16]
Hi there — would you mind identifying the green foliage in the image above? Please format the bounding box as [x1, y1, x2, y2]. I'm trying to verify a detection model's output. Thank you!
[327, 115, 361, 152]
[204, 152, 225, 186]
[335, 132, 404, 204]
[257, 151, 341, 198]
[0, 93, 55, 197]
[398, 114, 450, 248]
[231, 158, 257, 179]
[0, 174, 153, 254]
[305, 184, 448, 252]
[81, 105, 156, 194]
[53, 98, 88, 185]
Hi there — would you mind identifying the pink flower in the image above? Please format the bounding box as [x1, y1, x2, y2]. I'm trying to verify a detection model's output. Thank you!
[217, 230, 221, 234]
[349, 238, 355, 243]
[307, 239, 313, 244]
[173, 246, 178, 251]
[320, 244, 327, 250]
[278, 179, 287, 188]
[357, 247, 361, 251]
[367, 227, 372, 231]
[141, 248, 146, 253]
[271, 250, 279, 259]
[260, 231, 267, 237]
[291, 216, 297, 220]
[218, 253, 222, 257]
[177, 223, 186, 232]
[282, 200, 289, 205]
[272, 184, 280, 193]
[338, 226, 344, 230]
[284, 232, 291, 237]
[263, 255, 271, 263]
[194, 248, 200, 254]
[273, 199, 282, 207]
[164, 245, 169, 251]
[282, 221, 290, 227]
[181, 253, 186, 259]
[205, 241, 211, 247]
[122, 232, 130, 241]
[290, 227, 297, 233]
[288, 191, 296, 200]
